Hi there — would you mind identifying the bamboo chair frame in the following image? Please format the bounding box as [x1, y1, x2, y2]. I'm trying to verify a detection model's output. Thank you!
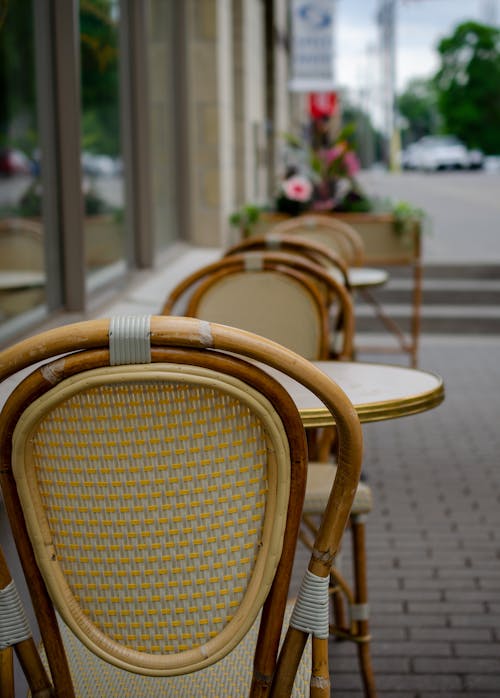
[266, 215, 366, 268]
[223, 233, 351, 290]
[161, 251, 355, 362]
[222, 238, 354, 363]
[0, 316, 363, 698]
[0, 544, 53, 698]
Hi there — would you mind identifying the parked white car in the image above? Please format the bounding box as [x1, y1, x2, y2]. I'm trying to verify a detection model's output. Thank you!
[402, 136, 483, 172]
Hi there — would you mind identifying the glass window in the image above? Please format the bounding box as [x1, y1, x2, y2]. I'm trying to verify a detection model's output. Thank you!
[80, 0, 126, 285]
[0, 2, 47, 332]
[148, 0, 179, 251]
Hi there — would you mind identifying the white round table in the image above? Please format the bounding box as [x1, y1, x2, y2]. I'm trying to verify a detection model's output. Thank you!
[263, 360, 444, 428]
[348, 267, 389, 290]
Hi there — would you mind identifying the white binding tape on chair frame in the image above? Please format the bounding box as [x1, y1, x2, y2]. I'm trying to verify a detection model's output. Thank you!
[350, 603, 370, 622]
[0, 580, 32, 649]
[198, 320, 214, 346]
[290, 569, 329, 639]
[244, 252, 264, 271]
[109, 315, 151, 365]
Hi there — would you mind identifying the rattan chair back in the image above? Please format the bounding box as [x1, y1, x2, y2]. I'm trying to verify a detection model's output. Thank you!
[0, 316, 362, 697]
[268, 214, 365, 267]
[223, 233, 350, 289]
[162, 252, 354, 360]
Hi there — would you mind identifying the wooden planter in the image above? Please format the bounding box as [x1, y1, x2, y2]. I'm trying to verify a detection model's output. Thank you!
[243, 211, 420, 267]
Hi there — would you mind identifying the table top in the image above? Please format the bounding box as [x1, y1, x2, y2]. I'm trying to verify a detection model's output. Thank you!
[348, 267, 389, 289]
[265, 360, 444, 428]
[0, 271, 45, 290]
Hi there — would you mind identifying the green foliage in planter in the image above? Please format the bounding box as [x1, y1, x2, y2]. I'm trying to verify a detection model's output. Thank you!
[391, 200, 428, 236]
[229, 203, 265, 237]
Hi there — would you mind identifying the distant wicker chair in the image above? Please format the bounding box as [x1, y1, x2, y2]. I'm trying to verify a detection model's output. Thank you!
[161, 251, 355, 361]
[0, 315, 363, 697]
[267, 214, 366, 267]
[224, 232, 351, 290]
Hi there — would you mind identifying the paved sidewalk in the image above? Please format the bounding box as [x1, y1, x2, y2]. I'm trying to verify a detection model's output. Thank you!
[301, 336, 500, 696]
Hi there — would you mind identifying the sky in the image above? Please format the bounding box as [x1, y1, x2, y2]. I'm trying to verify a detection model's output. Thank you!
[336, 0, 499, 99]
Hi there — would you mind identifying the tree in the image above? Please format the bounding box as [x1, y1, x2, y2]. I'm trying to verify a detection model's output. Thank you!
[80, 0, 120, 156]
[340, 99, 384, 167]
[433, 21, 500, 154]
[397, 78, 440, 145]
[0, 3, 36, 150]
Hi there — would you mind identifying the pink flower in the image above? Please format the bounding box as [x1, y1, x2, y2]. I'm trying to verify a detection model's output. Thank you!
[325, 144, 345, 165]
[343, 150, 360, 177]
[281, 175, 313, 202]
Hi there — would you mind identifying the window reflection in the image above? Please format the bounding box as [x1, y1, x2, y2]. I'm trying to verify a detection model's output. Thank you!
[80, 0, 125, 279]
[0, 1, 46, 326]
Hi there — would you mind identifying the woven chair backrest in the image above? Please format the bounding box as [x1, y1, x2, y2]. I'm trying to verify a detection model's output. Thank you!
[0, 316, 362, 697]
[223, 233, 350, 289]
[2, 347, 306, 679]
[268, 215, 365, 267]
[183, 262, 329, 360]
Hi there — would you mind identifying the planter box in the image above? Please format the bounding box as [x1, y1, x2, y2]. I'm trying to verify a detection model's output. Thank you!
[331, 212, 421, 266]
[243, 211, 421, 267]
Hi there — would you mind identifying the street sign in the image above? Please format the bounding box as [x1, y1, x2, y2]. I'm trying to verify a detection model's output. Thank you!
[288, 0, 336, 92]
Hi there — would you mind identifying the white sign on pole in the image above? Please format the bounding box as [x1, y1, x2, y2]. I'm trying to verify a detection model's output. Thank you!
[288, 0, 336, 92]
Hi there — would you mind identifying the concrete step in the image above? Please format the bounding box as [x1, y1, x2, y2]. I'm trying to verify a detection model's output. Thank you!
[387, 263, 500, 280]
[355, 303, 500, 334]
[355, 263, 500, 334]
[368, 278, 500, 305]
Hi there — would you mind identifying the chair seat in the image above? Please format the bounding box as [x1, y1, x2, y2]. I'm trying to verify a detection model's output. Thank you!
[35, 602, 311, 697]
[304, 463, 373, 516]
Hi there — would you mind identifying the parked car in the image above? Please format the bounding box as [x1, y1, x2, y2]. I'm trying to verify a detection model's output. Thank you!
[415, 136, 469, 171]
[81, 152, 120, 177]
[0, 147, 33, 176]
[400, 143, 420, 170]
[467, 148, 484, 170]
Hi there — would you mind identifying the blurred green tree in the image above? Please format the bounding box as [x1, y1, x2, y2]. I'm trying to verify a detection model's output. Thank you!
[433, 21, 500, 154]
[80, 0, 120, 156]
[0, 2, 37, 151]
[397, 78, 440, 146]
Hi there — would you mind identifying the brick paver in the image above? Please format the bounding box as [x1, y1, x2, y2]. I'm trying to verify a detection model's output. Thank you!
[303, 337, 500, 696]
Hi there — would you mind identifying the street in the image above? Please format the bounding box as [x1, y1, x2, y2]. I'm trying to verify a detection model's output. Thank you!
[358, 168, 500, 264]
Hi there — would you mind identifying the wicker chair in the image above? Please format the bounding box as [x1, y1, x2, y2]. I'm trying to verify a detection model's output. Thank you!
[161, 251, 355, 362]
[0, 315, 362, 697]
[162, 257, 377, 695]
[223, 233, 351, 290]
[267, 214, 366, 268]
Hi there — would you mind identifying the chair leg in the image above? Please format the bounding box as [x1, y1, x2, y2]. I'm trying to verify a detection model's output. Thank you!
[299, 511, 377, 696]
[0, 647, 14, 698]
[350, 513, 377, 698]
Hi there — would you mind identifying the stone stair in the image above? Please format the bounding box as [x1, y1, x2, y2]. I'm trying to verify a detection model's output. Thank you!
[354, 263, 500, 335]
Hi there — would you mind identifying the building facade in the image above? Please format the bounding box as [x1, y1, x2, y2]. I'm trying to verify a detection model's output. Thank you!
[0, 0, 293, 346]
